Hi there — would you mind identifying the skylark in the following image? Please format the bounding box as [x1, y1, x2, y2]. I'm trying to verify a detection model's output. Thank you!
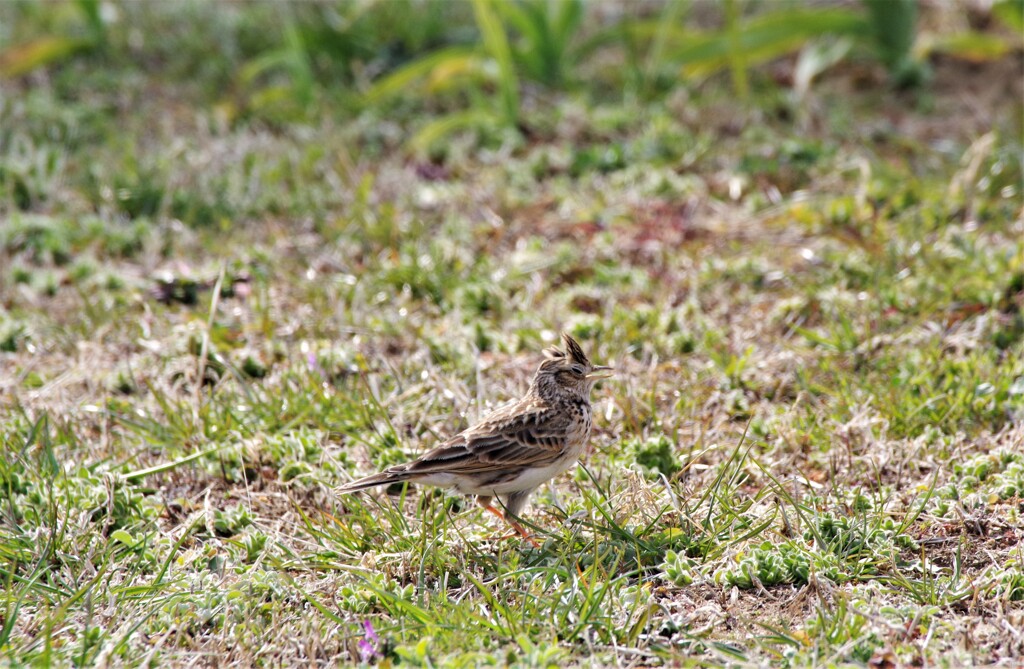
[338, 333, 613, 544]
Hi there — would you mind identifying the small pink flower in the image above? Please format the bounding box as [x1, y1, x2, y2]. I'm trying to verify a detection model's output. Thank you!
[358, 620, 380, 663]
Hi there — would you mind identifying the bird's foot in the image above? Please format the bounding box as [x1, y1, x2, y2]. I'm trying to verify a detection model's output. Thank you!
[482, 503, 542, 549]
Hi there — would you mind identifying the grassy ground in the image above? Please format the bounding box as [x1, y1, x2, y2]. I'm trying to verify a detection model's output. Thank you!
[2, 2, 1023, 667]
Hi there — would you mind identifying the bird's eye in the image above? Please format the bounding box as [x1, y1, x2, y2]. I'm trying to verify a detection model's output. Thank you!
[570, 365, 585, 376]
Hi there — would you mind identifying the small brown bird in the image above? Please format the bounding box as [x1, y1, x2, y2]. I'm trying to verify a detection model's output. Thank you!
[338, 333, 612, 544]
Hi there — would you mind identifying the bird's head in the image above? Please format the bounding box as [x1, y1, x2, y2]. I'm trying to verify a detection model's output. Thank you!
[533, 332, 613, 399]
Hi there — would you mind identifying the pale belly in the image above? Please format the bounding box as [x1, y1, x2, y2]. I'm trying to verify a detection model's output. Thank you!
[463, 456, 580, 496]
[410, 455, 580, 496]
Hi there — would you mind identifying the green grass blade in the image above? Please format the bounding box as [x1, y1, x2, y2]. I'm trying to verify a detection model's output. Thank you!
[120, 445, 226, 482]
[471, 0, 520, 125]
[363, 45, 482, 103]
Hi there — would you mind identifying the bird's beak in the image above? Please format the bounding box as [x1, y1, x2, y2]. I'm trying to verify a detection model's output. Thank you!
[586, 365, 614, 379]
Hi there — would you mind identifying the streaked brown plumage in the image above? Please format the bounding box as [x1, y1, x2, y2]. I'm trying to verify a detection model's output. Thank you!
[338, 333, 612, 544]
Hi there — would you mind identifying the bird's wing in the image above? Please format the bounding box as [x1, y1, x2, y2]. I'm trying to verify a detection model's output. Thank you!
[402, 397, 569, 475]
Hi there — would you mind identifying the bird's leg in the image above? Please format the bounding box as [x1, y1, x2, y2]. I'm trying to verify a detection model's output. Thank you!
[477, 497, 541, 548]
[482, 497, 583, 580]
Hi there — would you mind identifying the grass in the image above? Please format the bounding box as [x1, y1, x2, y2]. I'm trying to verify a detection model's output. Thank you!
[2, 1, 1023, 667]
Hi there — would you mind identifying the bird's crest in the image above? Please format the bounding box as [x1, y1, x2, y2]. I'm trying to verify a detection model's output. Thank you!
[542, 333, 590, 366]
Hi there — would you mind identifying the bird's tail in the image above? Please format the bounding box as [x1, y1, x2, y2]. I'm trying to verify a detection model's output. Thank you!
[337, 469, 410, 494]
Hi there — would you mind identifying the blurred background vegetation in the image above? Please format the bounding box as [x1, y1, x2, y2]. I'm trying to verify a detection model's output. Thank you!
[2, 0, 1021, 164]
[1, 0, 1021, 240]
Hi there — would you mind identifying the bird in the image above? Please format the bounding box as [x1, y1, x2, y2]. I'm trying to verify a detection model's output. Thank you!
[338, 333, 613, 546]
